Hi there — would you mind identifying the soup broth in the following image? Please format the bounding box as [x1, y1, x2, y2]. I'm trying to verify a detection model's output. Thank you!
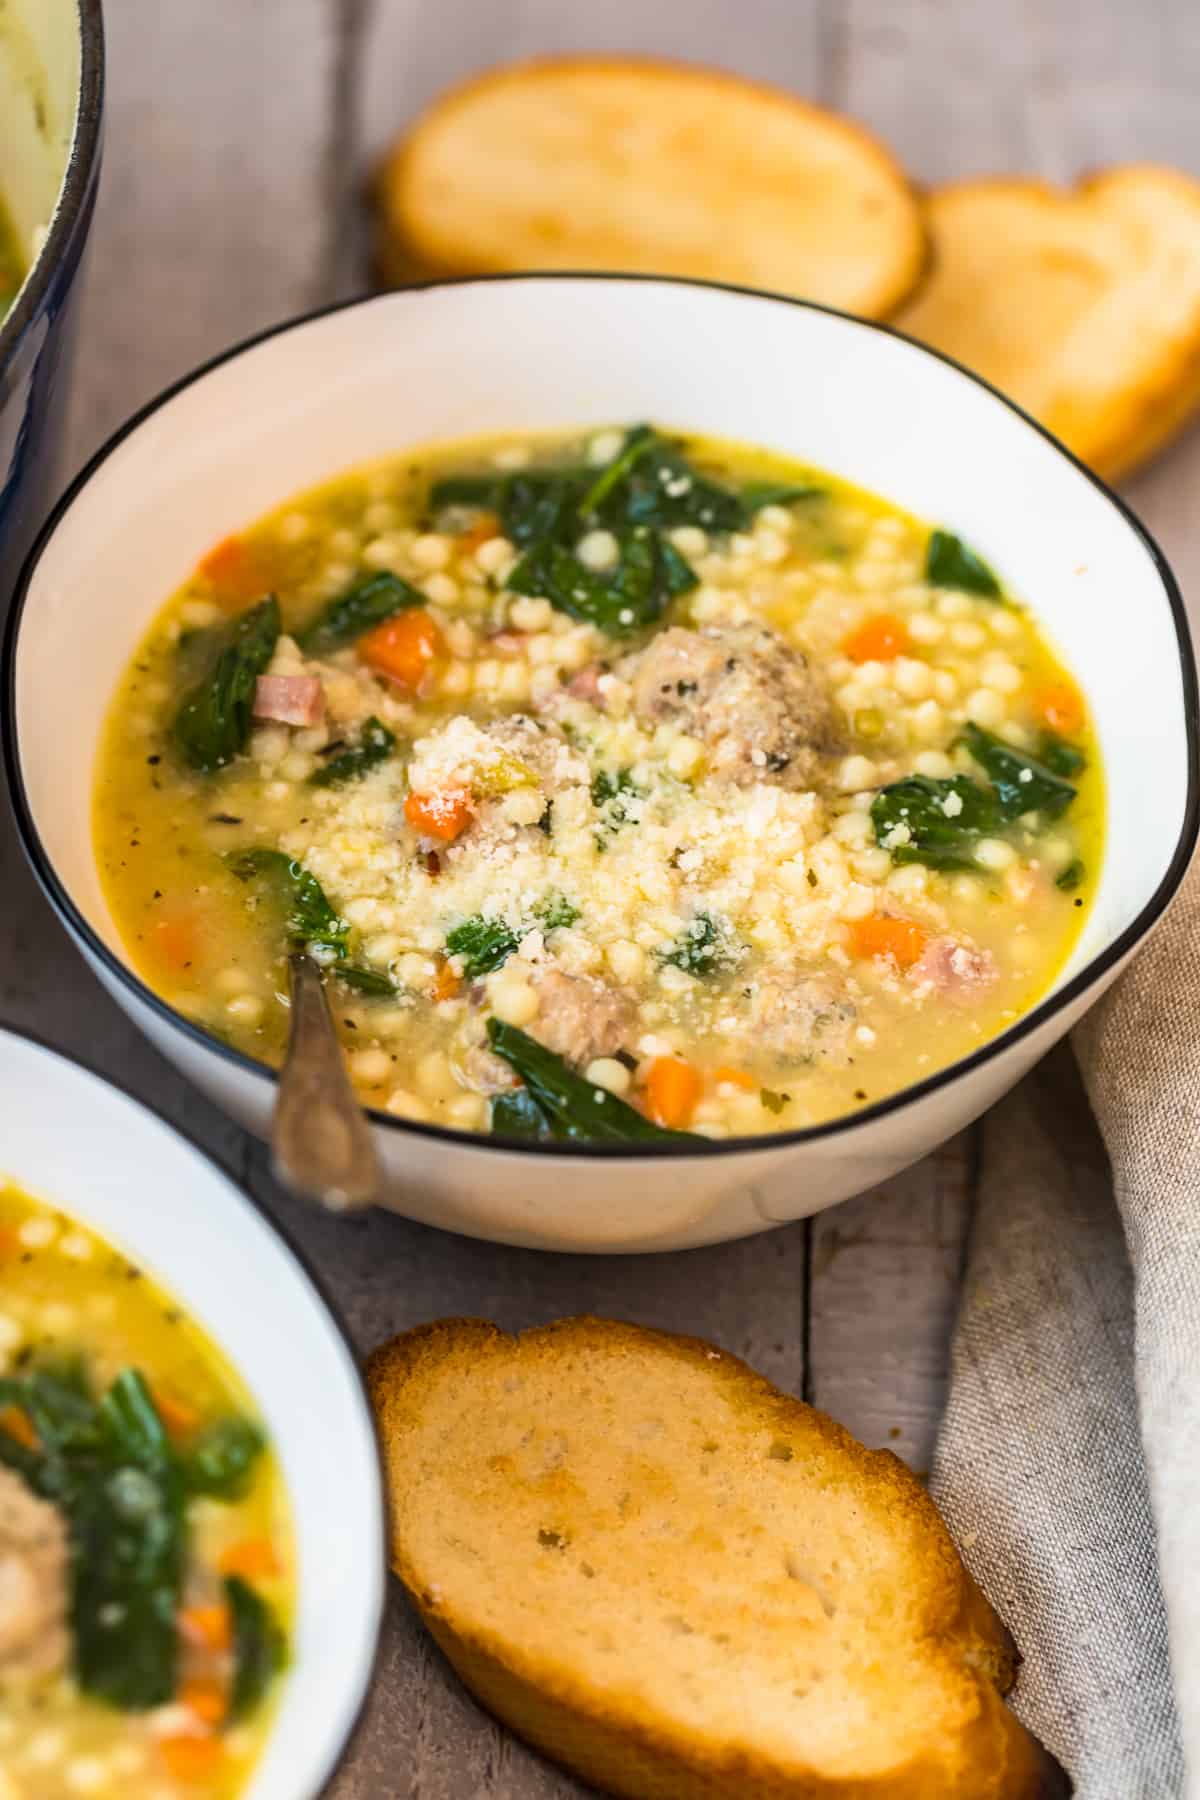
[94, 425, 1102, 1145]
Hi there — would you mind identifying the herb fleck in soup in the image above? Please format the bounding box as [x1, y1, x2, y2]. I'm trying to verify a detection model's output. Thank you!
[94, 425, 1102, 1143]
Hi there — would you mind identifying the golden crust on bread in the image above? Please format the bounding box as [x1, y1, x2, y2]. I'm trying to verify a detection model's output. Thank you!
[368, 1316, 1071, 1799]
[374, 56, 927, 320]
[897, 166, 1200, 480]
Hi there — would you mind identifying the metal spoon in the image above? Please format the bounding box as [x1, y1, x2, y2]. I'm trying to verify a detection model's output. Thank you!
[272, 951, 383, 1212]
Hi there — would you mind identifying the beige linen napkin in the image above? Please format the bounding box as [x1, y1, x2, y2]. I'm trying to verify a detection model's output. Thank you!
[932, 852, 1200, 1797]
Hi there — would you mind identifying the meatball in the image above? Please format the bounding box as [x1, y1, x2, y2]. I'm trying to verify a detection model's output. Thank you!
[530, 970, 636, 1066]
[750, 966, 857, 1066]
[623, 625, 839, 788]
[0, 1468, 69, 1682]
[458, 1038, 519, 1095]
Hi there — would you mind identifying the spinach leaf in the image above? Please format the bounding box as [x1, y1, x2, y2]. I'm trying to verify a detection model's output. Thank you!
[741, 481, 825, 512]
[925, 530, 1002, 599]
[445, 915, 520, 979]
[591, 767, 642, 845]
[227, 848, 349, 958]
[173, 597, 280, 773]
[0, 1390, 42, 1486]
[508, 514, 695, 636]
[960, 722, 1077, 822]
[1037, 732, 1087, 778]
[535, 891, 580, 931]
[429, 474, 503, 511]
[71, 1458, 185, 1710]
[486, 1021, 702, 1145]
[21, 1363, 106, 1459]
[181, 1417, 265, 1500]
[297, 573, 423, 656]
[578, 424, 657, 516]
[336, 965, 398, 997]
[760, 1088, 790, 1115]
[660, 912, 732, 977]
[657, 536, 701, 597]
[592, 432, 747, 534]
[619, 529, 699, 610]
[871, 774, 1000, 869]
[1056, 859, 1085, 892]
[226, 1576, 287, 1723]
[102, 1369, 172, 1468]
[500, 472, 584, 547]
[490, 1086, 554, 1142]
[308, 716, 396, 788]
[47, 1368, 187, 1712]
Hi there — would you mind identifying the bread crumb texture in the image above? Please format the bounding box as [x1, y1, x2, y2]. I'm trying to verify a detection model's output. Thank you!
[368, 1316, 1071, 1799]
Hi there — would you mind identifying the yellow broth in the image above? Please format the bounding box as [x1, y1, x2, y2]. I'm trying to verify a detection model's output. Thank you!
[0, 192, 23, 316]
[94, 427, 1102, 1142]
[0, 1182, 292, 1798]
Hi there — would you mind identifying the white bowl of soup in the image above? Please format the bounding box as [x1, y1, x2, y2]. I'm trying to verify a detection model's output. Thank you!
[5, 278, 1197, 1252]
[0, 1024, 384, 1797]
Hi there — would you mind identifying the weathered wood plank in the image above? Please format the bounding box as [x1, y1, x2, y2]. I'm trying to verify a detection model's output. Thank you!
[356, 0, 829, 169]
[806, 1134, 975, 1470]
[64, 0, 337, 470]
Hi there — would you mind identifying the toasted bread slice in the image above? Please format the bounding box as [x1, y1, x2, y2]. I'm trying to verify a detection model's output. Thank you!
[368, 1317, 1070, 1799]
[375, 57, 926, 319]
[896, 167, 1200, 481]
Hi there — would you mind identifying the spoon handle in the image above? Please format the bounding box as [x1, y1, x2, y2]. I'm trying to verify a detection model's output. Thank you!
[272, 952, 383, 1212]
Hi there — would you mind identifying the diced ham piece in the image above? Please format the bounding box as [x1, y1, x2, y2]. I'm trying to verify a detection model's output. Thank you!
[566, 663, 606, 706]
[911, 937, 998, 1000]
[253, 674, 324, 728]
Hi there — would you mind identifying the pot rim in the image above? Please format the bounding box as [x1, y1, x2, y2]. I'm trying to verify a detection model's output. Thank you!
[0, 0, 105, 367]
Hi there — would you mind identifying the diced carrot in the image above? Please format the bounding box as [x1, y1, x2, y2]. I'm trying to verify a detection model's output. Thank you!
[180, 1676, 227, 1728]
[432, 959, 462, 1003]
[847, 914, 928, 970]
[179, 1603, 233, 1654]
[159, 1734, 223, 1782]
[1032, 679, 1084, 737]
[218, 1536, 281, 1581]
[842, 613, 911, 663]
[711, 1066, 756, 1091]
[152, 1388, 200, 1440]
[197, 535, 270, 608]
[358, 608, 442, 690]
[644, 1057, 702, 1130]
[460, 511, 502, 553]
[404, 788, 473, 844]
[0, 1225, 18, 1258]
[152, 915, 199, 972]
[0, 1406, 38, 1451]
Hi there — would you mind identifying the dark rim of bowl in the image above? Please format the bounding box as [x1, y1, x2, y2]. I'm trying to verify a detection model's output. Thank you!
[0, 1016, 387, 1799]
[0, 0, 105, 367]
[4, 272, 1199, 1162]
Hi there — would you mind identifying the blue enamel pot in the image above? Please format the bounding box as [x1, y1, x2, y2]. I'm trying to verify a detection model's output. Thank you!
[0, 0, 103, 611]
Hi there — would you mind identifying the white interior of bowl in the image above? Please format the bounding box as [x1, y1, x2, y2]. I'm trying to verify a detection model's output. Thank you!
[0, 1028, 383, 1800]
[13, 279, 1193, 1014]
[0, 0, 80, 273]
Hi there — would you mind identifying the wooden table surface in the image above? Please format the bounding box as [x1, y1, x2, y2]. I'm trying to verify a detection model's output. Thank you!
[3, 2, 1198, 1793]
